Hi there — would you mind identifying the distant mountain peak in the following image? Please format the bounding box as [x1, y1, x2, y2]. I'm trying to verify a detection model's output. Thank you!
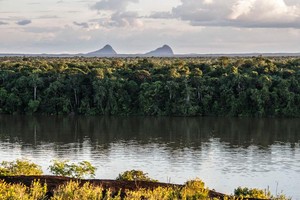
[88, 44, 117, 55]
[103, 44, 113, 49]
[145, 45, 174, 56]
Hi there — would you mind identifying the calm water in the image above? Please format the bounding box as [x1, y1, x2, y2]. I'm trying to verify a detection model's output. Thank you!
[0, 115, 299, 199]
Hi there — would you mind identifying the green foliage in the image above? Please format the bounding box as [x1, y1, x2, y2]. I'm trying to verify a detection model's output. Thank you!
[234, 187, 271, 199]
[0, 57, 300, 117]
[0, 180, 206, 200]
[234, 187, 291, 200]
[181, 178, 209, 200]
[48, 160, 96, 179]
[26, 100, 40, 113]
[0, 159, 43, 176]
[0, 180, 291, 200]
[126, 187, 182, 200]
[116, 170, 157, 182]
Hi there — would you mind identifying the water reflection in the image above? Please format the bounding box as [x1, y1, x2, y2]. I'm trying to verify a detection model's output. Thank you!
[0, 115, 299, 198]
[0, 115, 299, 147]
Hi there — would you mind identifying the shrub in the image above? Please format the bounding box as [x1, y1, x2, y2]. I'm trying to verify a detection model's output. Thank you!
[52, 181, 104, 200]
[116, 170, 157, 182]
[234, 187, 291, 200]
[0, 180, 46, 200]
[234, 187, 271, 199]
[48, 160, 96, 179]
[181, 178, 209, 200]
[0, 159, 43, 176]
[126, 187, 182, 200]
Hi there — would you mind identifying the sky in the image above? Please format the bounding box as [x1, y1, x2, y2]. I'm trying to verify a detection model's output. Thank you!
[0, 0, 300, 54]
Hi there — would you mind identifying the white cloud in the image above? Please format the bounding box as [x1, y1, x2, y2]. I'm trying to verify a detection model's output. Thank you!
[1, 0, 300, 54]
[91, 0, 138, 11]
[167, 0, 300, 28]
[79, 35, 92, 41]
[230, 0, 299, 21]
[203, 0, 213, 5]
[229, 0, 255, 20]
[22, 26, 61, 33]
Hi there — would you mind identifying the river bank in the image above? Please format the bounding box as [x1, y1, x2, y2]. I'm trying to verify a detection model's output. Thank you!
[1, 175, 267, 200]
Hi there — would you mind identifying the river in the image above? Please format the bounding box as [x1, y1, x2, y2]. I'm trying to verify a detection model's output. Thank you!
[0, 115, 299, 199]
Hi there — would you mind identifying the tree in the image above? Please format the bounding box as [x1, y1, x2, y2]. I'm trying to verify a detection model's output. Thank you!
[28, 71, 43, 101]
[48, 160, 96, 179]
[116, 170, 157, 182]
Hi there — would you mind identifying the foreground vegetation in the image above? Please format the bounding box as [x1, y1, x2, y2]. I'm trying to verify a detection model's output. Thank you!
[0, 159, 290, 199]
[0, 178, 289, 200]
[0, 179, 210, 200]
[0, 56, 299, 117]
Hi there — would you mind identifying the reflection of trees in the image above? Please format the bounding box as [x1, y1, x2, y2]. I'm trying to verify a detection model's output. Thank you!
[0, 116, 299, 152]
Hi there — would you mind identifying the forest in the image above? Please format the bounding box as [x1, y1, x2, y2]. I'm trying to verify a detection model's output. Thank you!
[0, 56, 299, 117]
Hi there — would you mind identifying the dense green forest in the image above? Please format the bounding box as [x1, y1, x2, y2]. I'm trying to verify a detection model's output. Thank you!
[0, 56, 299, 117]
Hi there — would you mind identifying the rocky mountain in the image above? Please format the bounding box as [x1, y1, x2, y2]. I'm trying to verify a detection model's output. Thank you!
[87, 44, 117, 56]
[145, 45, 174, 56]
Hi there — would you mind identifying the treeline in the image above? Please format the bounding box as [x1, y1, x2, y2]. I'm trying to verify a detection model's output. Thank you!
[0, 56, 299, 117]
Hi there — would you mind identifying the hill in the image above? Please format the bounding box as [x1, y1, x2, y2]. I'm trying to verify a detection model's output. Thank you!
[87, 45, 117, 56]
[145, 45, 174, 57]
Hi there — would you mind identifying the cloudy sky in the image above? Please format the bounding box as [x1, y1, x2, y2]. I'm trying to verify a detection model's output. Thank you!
[0, 0, 300, 54]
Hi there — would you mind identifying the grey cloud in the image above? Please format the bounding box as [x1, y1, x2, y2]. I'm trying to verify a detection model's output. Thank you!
[38, 15, 59, 19]
[91, 0, 138, 11]
[111, 11, 140, 27]
[16, 19, 32, 26]
[152, 0, 300, 29]
[0, 21, 8, 25]
[91, 0, 142, 28]
[147, 0, 233, 23]
[73, 21, 89, 28]
[99, 11, 142, 27]
[149, 12, 173, 19]
[95, 12, 143, 28]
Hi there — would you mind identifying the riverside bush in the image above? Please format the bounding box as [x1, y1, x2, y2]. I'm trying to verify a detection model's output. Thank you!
[0, 179, 291, 200]
[48, 160, 96, 179]
[51, 181, 105, 200]
[234, 187, 271, 199]
[0, 159, 291, 199]
[116, 170, 157, 182]
[0, 159, 43, 176]
[234, 187, 291, 200]
[181, 178, 209, 199]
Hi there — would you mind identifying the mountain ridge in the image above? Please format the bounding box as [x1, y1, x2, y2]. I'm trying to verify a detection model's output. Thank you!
[1, 44, 300, 57]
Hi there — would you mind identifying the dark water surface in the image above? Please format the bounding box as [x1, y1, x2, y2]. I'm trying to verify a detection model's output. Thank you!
[0, 115, 299, 199]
